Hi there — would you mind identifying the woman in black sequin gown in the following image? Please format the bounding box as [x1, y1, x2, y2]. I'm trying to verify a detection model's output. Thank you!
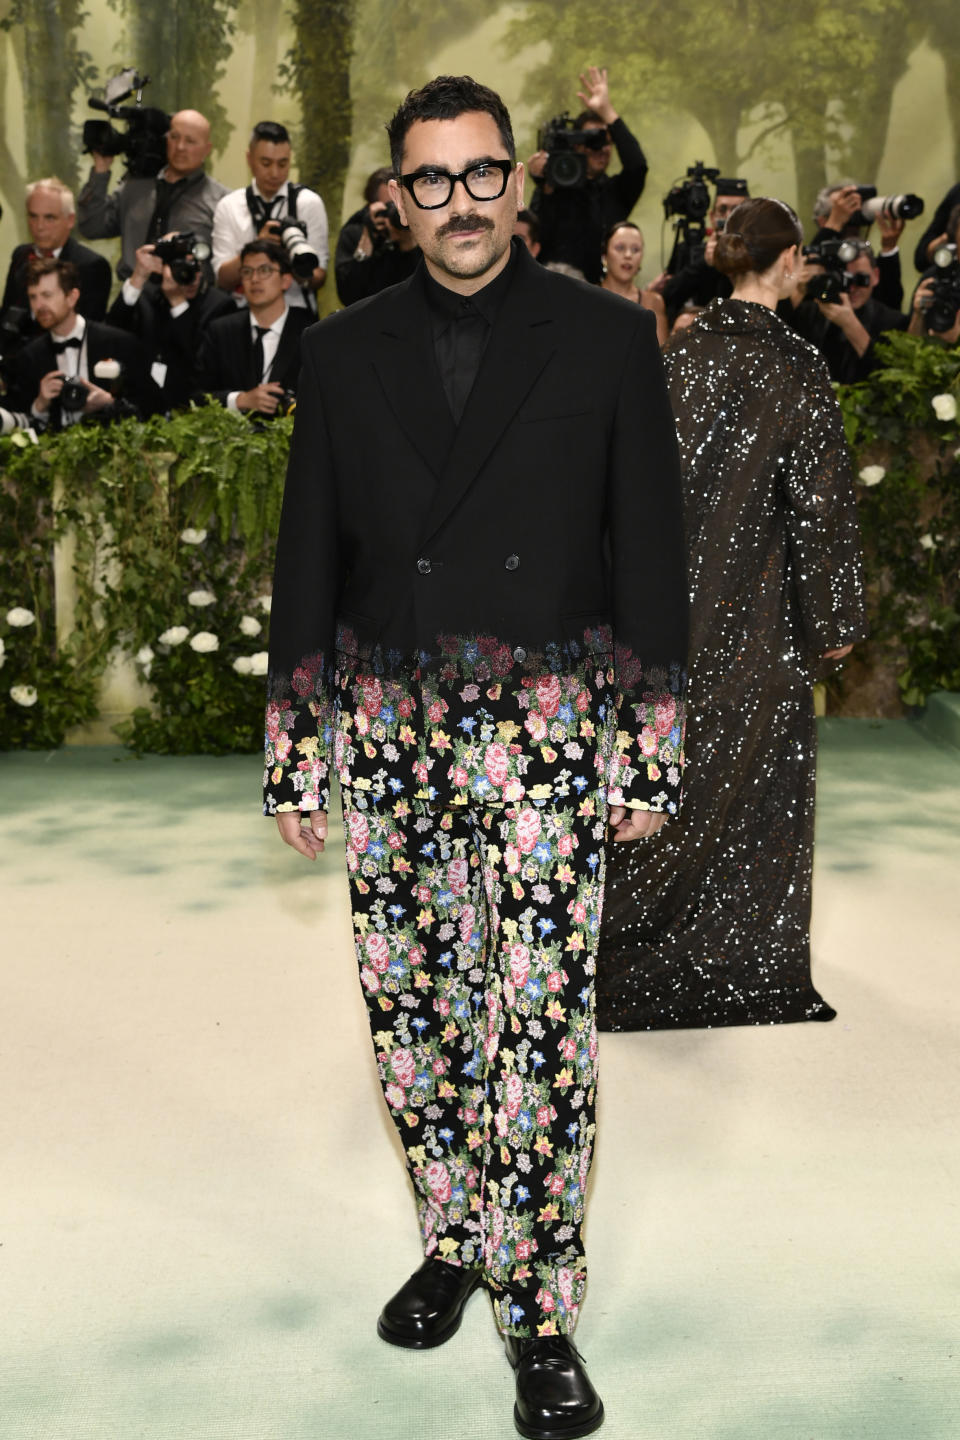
[598, 198, 868, 1030]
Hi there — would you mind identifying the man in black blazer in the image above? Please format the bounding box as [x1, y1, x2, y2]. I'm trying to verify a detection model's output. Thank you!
[1, 178, 112, 344]
[8, 257, 157, 427]
[266, 77, 688, 1439]
[193, 239, 310, 415]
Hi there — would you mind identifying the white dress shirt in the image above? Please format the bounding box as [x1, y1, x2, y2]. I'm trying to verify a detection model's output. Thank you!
[212, 181, 329, 308]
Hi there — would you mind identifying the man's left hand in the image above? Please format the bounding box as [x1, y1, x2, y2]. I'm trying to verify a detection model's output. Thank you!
[876, 213, 904, 252]
[576, 65, 617, 125]
[82, 381, 114, 413]
[608, 805, 666, 841]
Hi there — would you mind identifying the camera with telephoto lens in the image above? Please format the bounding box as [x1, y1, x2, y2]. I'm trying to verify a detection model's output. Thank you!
[537, 113, 610, 189]
[264, 217, 318, 280]
[926, 243, 960, 333]
[802, 237, 866, 304]
[152, 231, 211, 285]
[857, 189, 924, 225]
[59, 376, 88, 411]
[83, 69, 170, 180]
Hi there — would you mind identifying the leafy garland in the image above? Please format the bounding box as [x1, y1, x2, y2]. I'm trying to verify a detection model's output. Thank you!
[2, 334, 959, 753]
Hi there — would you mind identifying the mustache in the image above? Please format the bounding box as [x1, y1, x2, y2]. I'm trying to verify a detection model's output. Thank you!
[437, 213, 495, 238]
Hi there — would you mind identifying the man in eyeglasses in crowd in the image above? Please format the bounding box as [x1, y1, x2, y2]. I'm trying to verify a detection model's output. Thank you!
[265, 74, 688, 1439]
[810, 238, 908, 384]
[193, 239, 310, 415]
[526, 66, 647, 283]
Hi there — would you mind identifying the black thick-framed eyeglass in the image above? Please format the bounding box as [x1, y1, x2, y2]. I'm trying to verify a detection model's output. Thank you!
[399, 160, 513, 210]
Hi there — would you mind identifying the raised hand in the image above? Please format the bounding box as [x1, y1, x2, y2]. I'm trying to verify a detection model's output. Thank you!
[576, 66, 617, 124]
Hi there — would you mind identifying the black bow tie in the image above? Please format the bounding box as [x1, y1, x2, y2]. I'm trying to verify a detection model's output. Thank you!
[52, 337, 81, 352]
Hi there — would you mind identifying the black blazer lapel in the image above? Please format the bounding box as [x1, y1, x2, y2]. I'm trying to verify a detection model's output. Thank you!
[418, 255, 557, 546]
[371, 269, 456, 479]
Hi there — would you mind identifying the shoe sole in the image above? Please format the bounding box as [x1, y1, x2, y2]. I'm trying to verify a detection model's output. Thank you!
[376, 1276, 483, 1350]
[512, 1401, 605, 1440]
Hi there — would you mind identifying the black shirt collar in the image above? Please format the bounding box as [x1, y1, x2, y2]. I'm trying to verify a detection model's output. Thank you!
[423, 239, 519, 330]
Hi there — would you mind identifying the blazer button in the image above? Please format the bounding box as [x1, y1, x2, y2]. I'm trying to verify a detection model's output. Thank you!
[513, 646, 527, 663]
[417, 557, 432, 574]
[505, 553, 520, 571]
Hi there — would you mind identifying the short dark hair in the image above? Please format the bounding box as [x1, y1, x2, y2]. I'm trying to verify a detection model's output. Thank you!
[714, 197, 802, 278]
[363, 166, 393, 204]
[573, 109, 607, 131]
[26, 255, 79, 295]
[387, 75, 515, 175]
[516, 208, 539, 244]
[250, 121, 290, 148]
[240, 238, 291, 273]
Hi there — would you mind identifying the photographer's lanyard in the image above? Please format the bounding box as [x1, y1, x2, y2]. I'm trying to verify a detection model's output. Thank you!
[245, 186, 286, 232]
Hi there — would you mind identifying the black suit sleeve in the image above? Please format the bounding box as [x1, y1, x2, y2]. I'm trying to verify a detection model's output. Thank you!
[193, 322, 235, 407]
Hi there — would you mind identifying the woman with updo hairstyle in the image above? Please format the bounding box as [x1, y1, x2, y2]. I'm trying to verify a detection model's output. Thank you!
[599, 221, 668, 344]
[598, 196, 868, 1033]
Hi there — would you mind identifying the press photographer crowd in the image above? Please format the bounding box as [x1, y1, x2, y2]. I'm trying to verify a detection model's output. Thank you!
[1, 63, 958, 437]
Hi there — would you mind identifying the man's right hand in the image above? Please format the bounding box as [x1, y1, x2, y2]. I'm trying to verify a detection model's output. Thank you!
[527, 150, 548, 182]
[825, 184, 862, 232]
[34, 369, 65, 413]
[237, 381, 285, 414]
[277, 810, 327, 859]
[130, 242, 163, 289]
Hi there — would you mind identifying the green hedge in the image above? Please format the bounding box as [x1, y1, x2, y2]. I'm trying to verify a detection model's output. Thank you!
[2, 335, 959, 752]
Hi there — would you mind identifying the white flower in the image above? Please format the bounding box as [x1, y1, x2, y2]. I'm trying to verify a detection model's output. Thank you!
[10, 684, 37, 706]
[187, 589, 216, 607]
[232, 655, 253, 675]
[5, 606, 35, 627]
[239, 614, 262, 637]
[136, 645, 155, 666]
[158, 625, 190, 646]
[931, 393, 957, 421]
[180, 528, 207, 545]
[858, 465, 885, 487]
[189, 630, 219, 653]
[919, 533, 936, 550]
[257, 594, 272, 614]
[248, 651, 269, 675]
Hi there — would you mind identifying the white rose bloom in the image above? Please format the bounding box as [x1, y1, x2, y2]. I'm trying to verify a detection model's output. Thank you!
[187, 589, 216, 607]
[93, 358, 121, 381]
[5, 606, 35, 627]
[180, 528, 208, 545]
[239, 614, 262, 637]
[918, 533, 936, 550]
[248, 651, 269, 675]
[189, 630, 219, 653]
[257, 594, 272, 614]
[233, 656, 254, 675]
[931, 393, 957, 421]
[136, 645, 155, 666]
[158, 625, 190, 646]
[858, 465, 885, 487]
[10, 684, 38, 706]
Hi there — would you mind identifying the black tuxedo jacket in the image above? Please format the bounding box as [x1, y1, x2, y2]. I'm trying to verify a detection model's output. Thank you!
[193, 306, 312, 406]
[1, 235, 112, 328]
[107, 282, 236, 410]
[267, 242, 689, 809]
[7, 319, 158, 420]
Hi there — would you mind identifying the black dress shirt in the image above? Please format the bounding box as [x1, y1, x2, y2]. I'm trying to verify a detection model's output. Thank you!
[422, 244, 517, 424]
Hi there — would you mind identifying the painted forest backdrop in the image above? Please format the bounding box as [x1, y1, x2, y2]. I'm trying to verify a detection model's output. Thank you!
[0, 1, 959, 299]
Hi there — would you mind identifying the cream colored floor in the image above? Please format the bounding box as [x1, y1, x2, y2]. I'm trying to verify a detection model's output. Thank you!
[1, 720, 957, 1440]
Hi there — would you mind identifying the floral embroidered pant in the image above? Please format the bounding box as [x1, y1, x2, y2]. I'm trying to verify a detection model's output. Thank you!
[342, 786, 607, 1338]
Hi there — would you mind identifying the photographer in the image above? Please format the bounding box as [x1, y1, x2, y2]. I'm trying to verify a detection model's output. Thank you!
[528, 66, 647, 283]
[193, 240, 311, 416]
[78, 109, 227, 280]
[908, 203, 960, 344]
[912, 180, 960, 273]
[212, 121, 329, 309]
[1, 178, 111, 345]
[659, 178, 748, 317]
[812, 181, 907, 310]
[107, 235, 235, 412]
[809, 239, 907, 385]
[334, 166, 420, 306]
[7, 257, 157, 428]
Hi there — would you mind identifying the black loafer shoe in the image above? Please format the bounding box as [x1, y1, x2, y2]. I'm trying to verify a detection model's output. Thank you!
[505, 1333, 604, 1439]
[377, 1257, 483, 1349]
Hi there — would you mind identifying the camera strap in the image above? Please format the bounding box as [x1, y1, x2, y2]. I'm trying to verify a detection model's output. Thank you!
[245, 183, 303, 231]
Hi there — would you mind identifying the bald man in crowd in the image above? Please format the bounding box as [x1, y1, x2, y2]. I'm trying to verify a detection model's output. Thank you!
[78, 109, 227, 280]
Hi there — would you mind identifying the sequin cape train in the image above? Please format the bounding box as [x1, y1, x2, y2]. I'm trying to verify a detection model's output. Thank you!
[597, 299, 867, 1030]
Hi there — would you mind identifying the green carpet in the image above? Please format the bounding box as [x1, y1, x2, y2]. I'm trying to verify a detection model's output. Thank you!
[1, 720, 957, 1439]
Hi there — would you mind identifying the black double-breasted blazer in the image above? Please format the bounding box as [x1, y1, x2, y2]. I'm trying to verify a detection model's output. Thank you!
[266, 242, 689, 811]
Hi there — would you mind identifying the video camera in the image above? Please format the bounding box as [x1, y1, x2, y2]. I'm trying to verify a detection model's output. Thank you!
[152, 231, 211, 286]
[264, 217, 318, 281]
[925, 243, 960, 333]
[802, 237, 867, 304]
[537, 113, 609, 189]
[663, 162, 720, 270]
[83, 69, 170, 180]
